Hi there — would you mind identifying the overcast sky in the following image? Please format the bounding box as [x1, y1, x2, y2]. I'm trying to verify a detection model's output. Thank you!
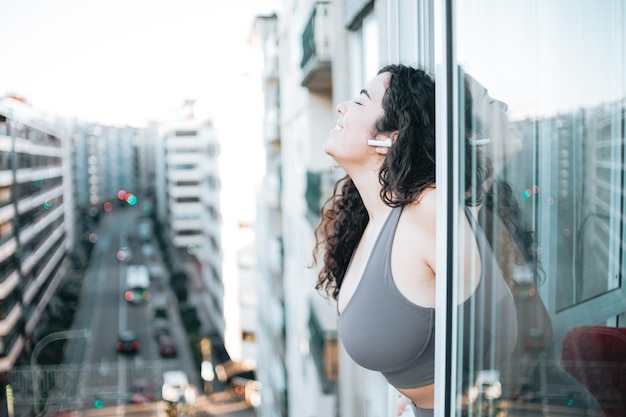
[0, 0, 277, 127]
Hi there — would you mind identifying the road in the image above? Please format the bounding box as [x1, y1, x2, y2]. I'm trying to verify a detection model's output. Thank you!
[40, 205, 199, 416]
[8, 204, 256, 417]
[72, 206, 194, 409]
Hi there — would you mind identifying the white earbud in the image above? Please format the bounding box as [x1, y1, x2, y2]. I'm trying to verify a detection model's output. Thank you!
[469, 138, 491, 146]
[367, 137, 392, 148]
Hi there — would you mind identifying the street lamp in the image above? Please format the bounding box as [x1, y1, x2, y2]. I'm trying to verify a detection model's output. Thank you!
[199, 338, 213, 394]
[30, 329, 90, 413]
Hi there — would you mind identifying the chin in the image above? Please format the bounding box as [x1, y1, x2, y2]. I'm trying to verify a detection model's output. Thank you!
[322, 141, 335, 156]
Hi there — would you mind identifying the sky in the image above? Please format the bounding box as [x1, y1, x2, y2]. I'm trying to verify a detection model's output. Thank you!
[0, 0, 278, 127]
[457, 0, 624, 120]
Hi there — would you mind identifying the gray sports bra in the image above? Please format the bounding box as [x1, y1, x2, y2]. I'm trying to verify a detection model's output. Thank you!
[337, 206, 517, 389]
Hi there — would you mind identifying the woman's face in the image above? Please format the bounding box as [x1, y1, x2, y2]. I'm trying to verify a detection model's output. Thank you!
[324, 72, 390, 164]
[466, 75, 522, 163]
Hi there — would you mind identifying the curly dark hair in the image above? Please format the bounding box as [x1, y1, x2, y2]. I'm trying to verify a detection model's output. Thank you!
[462, 72, 542, 285]
[462, 75, 490, 207]
[312, 64, 438, 299]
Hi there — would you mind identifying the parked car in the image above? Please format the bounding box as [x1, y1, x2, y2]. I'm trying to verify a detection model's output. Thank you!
[141, 243, 155, 259]
[116, 330, 140, 353]
[154, 306, 168, 319]
[157, 334, 177, 358]
[153, 318, 170, 338]
[138, 221, 152, 242]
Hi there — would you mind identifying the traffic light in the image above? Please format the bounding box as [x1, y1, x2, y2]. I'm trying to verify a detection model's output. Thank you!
[94, 396, 103, 409]
[125, 193, 138, 206]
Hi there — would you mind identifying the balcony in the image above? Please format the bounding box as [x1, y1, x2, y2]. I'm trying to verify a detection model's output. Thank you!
[305, 170, 322, 219]
[308, 297, 338, 394]
[300, 1, 332, 91]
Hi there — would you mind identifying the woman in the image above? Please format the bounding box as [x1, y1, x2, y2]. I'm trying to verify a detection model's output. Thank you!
[312, 64, 517, 417]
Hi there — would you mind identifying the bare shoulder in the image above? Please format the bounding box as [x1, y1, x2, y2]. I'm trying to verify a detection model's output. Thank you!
[396, 187, 437, 261]
[403, 187, 437, 231]
[392, 187, 437, 306]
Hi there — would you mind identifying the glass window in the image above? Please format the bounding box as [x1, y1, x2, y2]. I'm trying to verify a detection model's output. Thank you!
[349, 11, 379, 96]
[447, 1, 626, 416]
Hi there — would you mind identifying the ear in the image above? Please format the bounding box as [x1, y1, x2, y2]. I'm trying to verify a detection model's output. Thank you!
[379, 132, 398, 153]
[375, 146, 390, 155]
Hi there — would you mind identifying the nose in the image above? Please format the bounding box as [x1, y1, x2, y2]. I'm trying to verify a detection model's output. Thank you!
[498, 100, 509, 112]
[336, 100, 348, 114]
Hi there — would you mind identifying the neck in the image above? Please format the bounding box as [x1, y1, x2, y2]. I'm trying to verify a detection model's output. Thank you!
[348, 165, 392, 224]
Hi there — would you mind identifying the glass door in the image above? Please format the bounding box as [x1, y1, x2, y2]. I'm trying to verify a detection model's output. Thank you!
[441, 1, 626, 416]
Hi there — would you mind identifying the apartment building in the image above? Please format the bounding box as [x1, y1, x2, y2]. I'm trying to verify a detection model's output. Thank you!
[70, 124, 141, 210]
[194, 113, 223, 340]
[0, 97, 73, 372]
[153, 85, 264, 391]
[254, 1, 342, 416]
[153, 101, 236, 349]
[156, 102, 213, 258]
[250, 13, 289, 417]
[135, 124, 157, 201]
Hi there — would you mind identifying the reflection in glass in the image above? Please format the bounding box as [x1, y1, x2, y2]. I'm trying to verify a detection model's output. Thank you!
[453, 1, 624, 415]
[511, 104, 625, 309]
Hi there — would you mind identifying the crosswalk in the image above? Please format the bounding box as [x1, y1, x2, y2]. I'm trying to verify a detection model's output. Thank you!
[8, 360, 181, 407]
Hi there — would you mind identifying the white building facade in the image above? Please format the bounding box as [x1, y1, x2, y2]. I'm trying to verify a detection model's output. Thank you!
[255, 1, 413, 416]
[0, 97, 74, 371]
[157, 104, 214, 258]
[251, 13, 289, 417]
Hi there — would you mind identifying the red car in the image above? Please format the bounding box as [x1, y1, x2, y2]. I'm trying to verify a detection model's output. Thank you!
[130, 378, 155, 404]
[117, 330, 140, 353]
[157, 334, 177, 358]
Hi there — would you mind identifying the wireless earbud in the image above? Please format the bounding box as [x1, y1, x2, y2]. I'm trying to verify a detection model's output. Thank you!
[469, 138, 491, 146]
[367, 137, 392, 148]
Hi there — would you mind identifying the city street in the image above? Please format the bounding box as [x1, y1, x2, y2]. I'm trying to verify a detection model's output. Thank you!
[68, 204, 200, 411]
[7, 203, 258, 416]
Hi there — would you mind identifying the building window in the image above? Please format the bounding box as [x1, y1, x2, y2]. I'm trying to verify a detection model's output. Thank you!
[348, 7, 379, 96]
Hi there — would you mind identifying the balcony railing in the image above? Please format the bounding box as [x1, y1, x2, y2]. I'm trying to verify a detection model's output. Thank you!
[308, 299, 338, 394]
[300, 1, 332, 91]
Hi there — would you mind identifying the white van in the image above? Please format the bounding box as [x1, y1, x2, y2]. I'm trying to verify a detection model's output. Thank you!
[125, 265, 151, 304]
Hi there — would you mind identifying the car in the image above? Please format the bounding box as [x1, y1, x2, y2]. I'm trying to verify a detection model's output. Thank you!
[130, 378, 155, 404]
[157, 334, 177, 358]
[154, 306, 168, 319]
[161, 370, 189, 403]
[153, 318, 170, 338]
[138, 222, 152, 242]
[117, 246, 133, 262]
[141, 243, 155, 259]
[147, 262, 167, 283]
[116, 330, 140, 353]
